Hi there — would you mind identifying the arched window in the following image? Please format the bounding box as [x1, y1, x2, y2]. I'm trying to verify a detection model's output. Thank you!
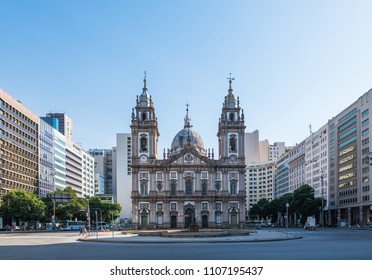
[142, 112, 147, 121]
[229, 112, 234, 122]
[229, 135, 237, 152]
[140, 136, 148, 152]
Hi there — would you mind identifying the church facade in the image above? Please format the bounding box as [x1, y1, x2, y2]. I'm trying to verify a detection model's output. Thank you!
[130, 77, 246, 229]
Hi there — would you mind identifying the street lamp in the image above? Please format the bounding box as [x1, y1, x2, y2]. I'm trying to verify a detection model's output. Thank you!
[286, 203, 289, 229]
[320, 171, 324, 227]
[111, 210, 115, 238]
[84, 198, 91, 236]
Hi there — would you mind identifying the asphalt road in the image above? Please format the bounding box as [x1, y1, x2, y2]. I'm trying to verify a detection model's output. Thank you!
[1, 228, 372, 260]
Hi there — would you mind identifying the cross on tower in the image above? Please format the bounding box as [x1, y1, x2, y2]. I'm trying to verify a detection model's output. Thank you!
[143, 71, 147, 89]
[227, 73, 235, 89]
[227, 73, 235, 82]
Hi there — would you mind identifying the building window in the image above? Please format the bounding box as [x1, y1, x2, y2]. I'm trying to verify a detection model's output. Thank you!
[141, 112, 147, 121]
[229, 135, 237, 153]
[170, 180, 177, 196]
[202, 181, 208, 196]
[230, 179, 237, 195]
[185, 178, 193, 195]
[170, 202, 177, 211]
[140, 135, 148, 152]
[215, 181, 221, 192]
[140, 181, 148, 195]
[157, 214, 163, 225]
[202, 202, 208, 211]
[215, 212, 222, 225]
[156, 182, 163, 192]
[170, 171, 177, 180]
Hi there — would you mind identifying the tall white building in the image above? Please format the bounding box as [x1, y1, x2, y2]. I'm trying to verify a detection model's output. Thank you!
[94, 174, 105, 195]
[115, 133, 132, 223]
[245, 130, 260, 164]
[81, 149, 95, 197]
[65, 140, 83, 196]
[304, 124, 328, 202]
[246, 160, 276, 215]
[269, 142, 286, 161]
[245, 130, 285, 217]
[288, 140, 305, 193]
[39, 118, 55, 197]
[53, 130, 66, 191]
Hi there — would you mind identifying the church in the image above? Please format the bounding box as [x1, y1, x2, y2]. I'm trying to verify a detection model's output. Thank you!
[130, 76, 246, 229]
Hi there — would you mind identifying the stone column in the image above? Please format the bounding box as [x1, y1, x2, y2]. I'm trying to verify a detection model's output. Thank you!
[347, 207, 351, 225]
[359, 206, 364, 226]
[328, 210, 332, 226]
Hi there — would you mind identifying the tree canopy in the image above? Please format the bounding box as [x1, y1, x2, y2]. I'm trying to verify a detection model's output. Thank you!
[0, 190, 46, 225]
[1, 187, 122, 226]
[249, 184, 325, 225]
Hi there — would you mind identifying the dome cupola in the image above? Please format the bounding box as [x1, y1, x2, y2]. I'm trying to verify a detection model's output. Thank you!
[170, 104, 206, 156]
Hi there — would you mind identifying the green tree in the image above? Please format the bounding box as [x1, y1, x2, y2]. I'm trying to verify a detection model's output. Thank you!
[41, 187, 87, 222]
[0, 190, 46, 225]
[249, 198, 270, 220]
[291, 185, 324, 224]
[88, 196, 121, 223]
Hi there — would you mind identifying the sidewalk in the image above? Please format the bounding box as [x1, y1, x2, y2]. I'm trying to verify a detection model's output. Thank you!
[77, 229, 302, 244]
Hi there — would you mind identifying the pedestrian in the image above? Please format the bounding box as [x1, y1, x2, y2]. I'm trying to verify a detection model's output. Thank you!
[79, 227, 83, 236]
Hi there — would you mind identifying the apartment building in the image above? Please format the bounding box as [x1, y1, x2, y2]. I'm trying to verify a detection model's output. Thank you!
[115, 133, 132, 222]
[0, 89, 39, 199]
[246, 160, 276, 213]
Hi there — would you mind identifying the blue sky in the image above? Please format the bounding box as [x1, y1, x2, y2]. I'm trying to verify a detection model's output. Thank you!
[1, 1, 372, 154]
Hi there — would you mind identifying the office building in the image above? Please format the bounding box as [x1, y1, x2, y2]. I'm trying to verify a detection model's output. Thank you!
[0, 89, 39, 199]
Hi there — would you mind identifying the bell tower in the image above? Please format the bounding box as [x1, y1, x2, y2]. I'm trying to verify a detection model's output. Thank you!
[130, 73, 159, 162]
[217, 74, 245, 162]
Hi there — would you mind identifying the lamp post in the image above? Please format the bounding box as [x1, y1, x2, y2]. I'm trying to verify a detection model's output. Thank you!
[320, 171, 324, 227]
[91, 208, 103, 236]
[85, 198, 91, 236]
[286, 203, 289, 229]
[111, 210, 115, 238]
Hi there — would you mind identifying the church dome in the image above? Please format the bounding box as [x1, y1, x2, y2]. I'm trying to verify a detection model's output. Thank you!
[170, 107, 206, 155]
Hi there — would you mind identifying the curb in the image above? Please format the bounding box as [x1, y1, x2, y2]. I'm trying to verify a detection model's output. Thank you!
[77, 234, 302, 244]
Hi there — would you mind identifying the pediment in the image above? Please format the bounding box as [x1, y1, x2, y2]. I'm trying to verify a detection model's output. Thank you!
[165, 146, 212, 167]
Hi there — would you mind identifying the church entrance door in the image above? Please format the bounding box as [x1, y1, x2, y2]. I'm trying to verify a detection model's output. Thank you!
[141, 214, 148, 228]
[170, 216, 177, 228]
[202, 215, 208, 228]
